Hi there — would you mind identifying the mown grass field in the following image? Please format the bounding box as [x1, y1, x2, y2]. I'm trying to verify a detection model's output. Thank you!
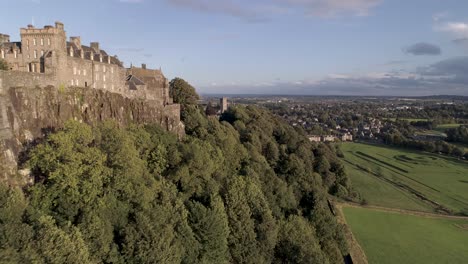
[435, 123, 461, 132]
[341, 143, 468, 214]
[383, 118, 429, 122]
[343, 207, 468, 264]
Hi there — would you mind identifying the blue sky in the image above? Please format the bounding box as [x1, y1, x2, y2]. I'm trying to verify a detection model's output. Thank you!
[1, 0, 468, 95]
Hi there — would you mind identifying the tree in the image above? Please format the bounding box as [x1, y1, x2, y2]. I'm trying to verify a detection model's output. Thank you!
[0, 59, 8, 70]
[274, 216, 328, 264]
[169, 78, 200, 107]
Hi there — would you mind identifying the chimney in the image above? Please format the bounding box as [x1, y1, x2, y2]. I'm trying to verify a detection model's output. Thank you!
[80, 49, 84, 59]
[141, 63, 146, 69]
[107, 56, 111, 64]
[55, 21, 64, 30]
[27, 24, 34, 29]
[70, 36, 81, 48]
[90, 42, 100, 53]
[0, 34, 10, 44]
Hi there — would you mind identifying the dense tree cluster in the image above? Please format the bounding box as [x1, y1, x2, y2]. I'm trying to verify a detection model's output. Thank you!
[0, 81, 354, 263]
[382, 128, 467, 159]
[447, 125, 468, 145]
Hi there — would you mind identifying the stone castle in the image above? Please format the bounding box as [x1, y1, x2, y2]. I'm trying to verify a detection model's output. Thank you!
[0, 21, 173, 104]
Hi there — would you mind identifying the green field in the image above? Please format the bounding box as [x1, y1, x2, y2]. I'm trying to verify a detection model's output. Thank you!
[384, 118, 429, 122]
[341, 143, 468, 214]
[435, 123, 461, 132]
[343, 207, 468, 264]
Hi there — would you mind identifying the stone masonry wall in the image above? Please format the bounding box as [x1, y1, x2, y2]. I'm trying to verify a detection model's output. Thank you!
[0, 76, 184, 185]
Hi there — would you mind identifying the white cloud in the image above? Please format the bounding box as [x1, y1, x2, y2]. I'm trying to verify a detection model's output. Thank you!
[432, 11, 448, 22]
[119, 0, 144, 3]
[279, 0, 381, 17]
[435, 22, 468, 38]
[166, 0, 382, 21]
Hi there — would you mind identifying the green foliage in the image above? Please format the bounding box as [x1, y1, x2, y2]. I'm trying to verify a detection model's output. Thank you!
[169, 77, 200, 107]
[1, 102, 353, 262]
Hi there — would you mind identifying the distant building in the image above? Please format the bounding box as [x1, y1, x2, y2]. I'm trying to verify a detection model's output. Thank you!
[309, 135, 321, 142]
[341, 134, 353, 141]
[220, 97, 228, 113]
[322, 135, 336, 142]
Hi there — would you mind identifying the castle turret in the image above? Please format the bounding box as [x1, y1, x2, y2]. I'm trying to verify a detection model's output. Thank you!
[0, 34, 10, 44]
[90, 42, 100, 53]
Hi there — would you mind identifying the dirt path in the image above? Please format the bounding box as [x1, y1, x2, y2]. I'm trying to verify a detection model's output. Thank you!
[334, 203, 369, 264]
[340, 202, 468, 220]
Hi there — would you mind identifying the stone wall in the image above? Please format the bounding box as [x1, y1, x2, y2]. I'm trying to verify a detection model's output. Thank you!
[0, 83, 184, 185]
[0, 70, 56, 90]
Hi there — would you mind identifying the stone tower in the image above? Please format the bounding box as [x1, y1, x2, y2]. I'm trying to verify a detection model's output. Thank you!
[19, 22, 67, 73]
[220, 97, 228, 113]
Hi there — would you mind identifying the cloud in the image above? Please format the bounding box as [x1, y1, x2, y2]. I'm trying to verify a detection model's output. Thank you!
[166, 0, 382, 21]
[167, 0, 264, 22]
[452, 38, 468, 48]
[116, 47, 145, 52]
[419, 56, 468, 84]
[119, 0, 144, 3]
[278, 0, 382, 17]
[432, 12, 448, 22]
[403, 42, 441, 56]
[382, 60, 408, 66]
[435, 22, 468, 38]
[202, 57, 468, 96]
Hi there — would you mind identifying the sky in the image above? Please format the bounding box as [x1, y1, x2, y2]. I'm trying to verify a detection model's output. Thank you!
[1, 0, 468, 96]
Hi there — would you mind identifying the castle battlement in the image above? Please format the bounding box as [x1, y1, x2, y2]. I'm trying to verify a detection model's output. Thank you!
[0, 21, 172, 105]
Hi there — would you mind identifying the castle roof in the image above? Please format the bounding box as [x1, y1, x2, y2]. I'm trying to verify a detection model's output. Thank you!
[126, 74, 146, 90]
[0, 42, 21, 53]
[66, 42, 123, 67]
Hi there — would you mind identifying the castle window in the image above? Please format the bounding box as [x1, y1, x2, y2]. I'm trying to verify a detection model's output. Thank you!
[1, 50, 4, 59]
[14, 50, 17, 58]
[34, 50, 37, 59]
[104, 84, 106, 89]
[103, 75, 106, 82]
[40, 39, 44, 46]
[112, 84, 114, 90]
[71, 79, 74, 86]
[95, 65, 99, 71]
[73, 67, 77, 75]
[93, 83, 96, 88]
[83, 69, 87, 76]
[47, 38, 50, 46]
[76, 80, 79, 86]
[41, 50, 44, 57]
[78, 69, 81, 75]
[111, 67, 114, 74]
[27, 54, 30, 59]
[33, 39, 36, 45]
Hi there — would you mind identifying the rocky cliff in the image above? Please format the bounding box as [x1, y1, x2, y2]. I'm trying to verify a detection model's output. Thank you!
[0, 85, 184, 185]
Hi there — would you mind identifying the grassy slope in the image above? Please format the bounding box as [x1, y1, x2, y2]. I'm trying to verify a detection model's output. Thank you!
[344, 164, 431, 212]
[343, 207, 468, 264]
[341, 143, 468, 213]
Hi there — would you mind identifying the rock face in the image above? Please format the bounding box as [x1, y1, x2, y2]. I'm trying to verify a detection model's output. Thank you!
[0, 85, 184, 184]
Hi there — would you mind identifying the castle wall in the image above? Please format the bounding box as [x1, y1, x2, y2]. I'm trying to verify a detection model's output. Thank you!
[0, 70, 56, 93]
